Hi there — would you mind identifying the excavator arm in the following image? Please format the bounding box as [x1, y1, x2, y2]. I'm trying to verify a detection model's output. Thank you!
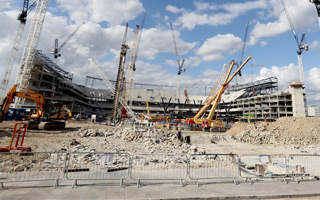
[0, 85, 45, 122]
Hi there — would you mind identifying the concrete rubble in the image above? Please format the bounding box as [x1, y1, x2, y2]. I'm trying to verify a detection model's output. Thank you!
[228, 117, 320, 146]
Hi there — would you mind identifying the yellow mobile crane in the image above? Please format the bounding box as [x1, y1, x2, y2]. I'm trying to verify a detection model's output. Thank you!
[186, 56, 252, 132]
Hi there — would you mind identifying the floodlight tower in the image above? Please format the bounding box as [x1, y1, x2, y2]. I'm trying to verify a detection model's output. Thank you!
[170, 23, 185, 98]
[281, 0, 309, 84]
[309, 0, 320, 27]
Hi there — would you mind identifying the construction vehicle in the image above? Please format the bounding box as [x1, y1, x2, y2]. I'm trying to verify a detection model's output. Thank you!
[0, 85, 72, 130]
[186, 56, 252, 132]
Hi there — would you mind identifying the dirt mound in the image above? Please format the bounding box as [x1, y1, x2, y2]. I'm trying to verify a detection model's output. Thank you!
[226, 117, 320, 146]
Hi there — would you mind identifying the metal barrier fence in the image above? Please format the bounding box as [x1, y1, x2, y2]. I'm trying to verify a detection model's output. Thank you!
[239, 154, 287, 182]
[1, 152, 319, 188]
[288, 154, 320, 180]
[0, 152, 66, 188]
[130, 154, 188, 187]
[66, 152, 130, 187]
[189, 154, 239, 185]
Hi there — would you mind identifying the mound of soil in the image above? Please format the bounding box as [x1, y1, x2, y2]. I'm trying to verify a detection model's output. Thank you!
[226, 117, 320, 146]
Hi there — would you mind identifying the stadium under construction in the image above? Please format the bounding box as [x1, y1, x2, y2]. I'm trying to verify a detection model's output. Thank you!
[15, 50, 307, 123]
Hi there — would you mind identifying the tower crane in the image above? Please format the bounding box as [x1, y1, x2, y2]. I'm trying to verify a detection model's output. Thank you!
[14, 0, 50, 108]
[170, 23, 185, 98]
[309, 0, 320, 28]
[123, 25, 140, 104]
[124, 13, 146, 107]
[281, 0, 309, 84]
[112, 23, 130, 123]
[236, 21, 250, 85]
[51, 22, 85, 63]
[0, 0, 37, 103]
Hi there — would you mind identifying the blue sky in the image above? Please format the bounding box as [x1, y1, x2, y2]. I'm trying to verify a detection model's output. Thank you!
[0, 0, 320, 107]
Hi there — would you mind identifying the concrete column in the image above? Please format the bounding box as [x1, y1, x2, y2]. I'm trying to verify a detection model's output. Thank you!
[288, 81, 306, 117]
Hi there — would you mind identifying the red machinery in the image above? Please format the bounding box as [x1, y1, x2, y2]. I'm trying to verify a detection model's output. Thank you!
[0, 122, 31, 152]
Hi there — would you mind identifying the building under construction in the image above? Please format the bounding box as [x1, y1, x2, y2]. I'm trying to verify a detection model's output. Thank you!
[17, 50, 307, 122]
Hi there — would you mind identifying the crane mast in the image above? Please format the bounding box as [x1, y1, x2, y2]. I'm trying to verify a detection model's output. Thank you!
[0, 0, 36, 103]
[14, 0, 50, 108]
[170, 23, 185, 98]
[89, 59, 136, 122]
[124, 25, 140, 104]
[112, 23, 130, 123]
[281, 0, 308, 84]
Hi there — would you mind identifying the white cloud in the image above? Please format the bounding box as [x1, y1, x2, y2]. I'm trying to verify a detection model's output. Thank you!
[166, 5, 184, 14]
[0, 0, 11, 10]
[220, 0, 267, 16]
[309, 40, 320, 51]
[165, 56, 202, 68]
[172, 0, 267, 31]
[196, 34, 242, 62]
[177, 12, 209, 30]
[56, 0, 144, 25]
[249, 0, 316, 45]
[257, 64, 299, 89]
[260, 41, 268, 47]
[138, 28, 197, 59]
[194, 1, 217, 12]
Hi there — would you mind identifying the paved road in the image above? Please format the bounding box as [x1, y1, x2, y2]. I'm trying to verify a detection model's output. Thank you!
[1, 179, 320, 199]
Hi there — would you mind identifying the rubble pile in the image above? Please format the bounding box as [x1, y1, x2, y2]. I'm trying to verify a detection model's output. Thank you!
[0, 153, 66, 172]
[72, 123, 202, 155]
[228, 117, 320, 146]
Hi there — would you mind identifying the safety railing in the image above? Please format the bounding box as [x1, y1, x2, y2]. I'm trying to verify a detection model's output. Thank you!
[1, 152, 319, 188]
[130, 154, 188, 187]
[239, 154, 288, 183]
[0, 152, 66, 188]
[287, 154, 320, 182]
[65, 152, 130, 187]
[189, 154, 239, 186]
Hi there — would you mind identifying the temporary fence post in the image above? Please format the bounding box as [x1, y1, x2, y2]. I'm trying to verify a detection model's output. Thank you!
[233, 177, 237, 185]
[72, 180, 77, 188]
[237, 157, 241, 178]
[120, 178, 124, 188]
[137, 179, 140, 188]
[0, 182, 3, 189]
[53, 179, 59, 189]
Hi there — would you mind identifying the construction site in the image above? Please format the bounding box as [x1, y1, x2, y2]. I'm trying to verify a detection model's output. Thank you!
[0, 0, 320, 199]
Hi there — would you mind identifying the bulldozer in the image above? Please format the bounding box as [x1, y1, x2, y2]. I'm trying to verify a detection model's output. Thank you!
[0, 85, 72, 130]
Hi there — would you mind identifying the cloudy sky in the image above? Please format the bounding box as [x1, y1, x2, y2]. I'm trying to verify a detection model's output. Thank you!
[1, 0, 320, 107]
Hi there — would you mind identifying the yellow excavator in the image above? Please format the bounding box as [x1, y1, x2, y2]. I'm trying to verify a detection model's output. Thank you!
[0, 85, 72, 130]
